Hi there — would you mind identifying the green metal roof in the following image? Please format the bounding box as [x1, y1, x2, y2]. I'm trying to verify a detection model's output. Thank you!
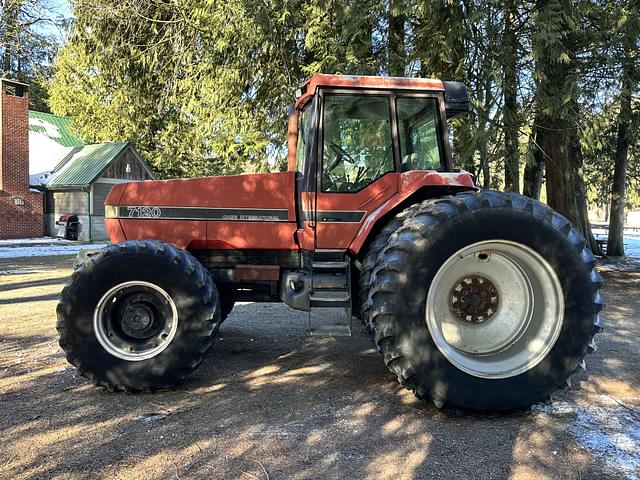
[28, 111, 84, 147]
[46, 142, 130, 188]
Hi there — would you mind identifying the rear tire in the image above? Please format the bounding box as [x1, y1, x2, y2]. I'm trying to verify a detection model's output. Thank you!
[57, 240, 221, 392]
[367, 191, 603, 411]
[359, 203, 423, 328]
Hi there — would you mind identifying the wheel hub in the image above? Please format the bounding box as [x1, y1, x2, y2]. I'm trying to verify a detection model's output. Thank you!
[93, 281, 178, 361]
[121, 303, 155, 338]
[426, 240, 564, 379]
[449, 275, 499, 324]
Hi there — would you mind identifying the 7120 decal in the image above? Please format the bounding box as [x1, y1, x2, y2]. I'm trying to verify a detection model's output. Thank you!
[127, 206, 162, 218]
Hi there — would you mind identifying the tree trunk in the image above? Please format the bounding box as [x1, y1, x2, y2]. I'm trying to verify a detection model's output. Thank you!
[606, 22, 637, 256]
[478, 139, 490, 188]
[569, 133, 602, 255]
[543, 120, 602, 254]
[1, 1, 21, 75]
[523, 119, 544, 199]
[543, 123, 571, 214]
[533, 0, 601, 254]
[478, 73, 494, 188]
[503, 0, 520, 192]
[606, 80, 633, 256]
[1, 47, 10, 75]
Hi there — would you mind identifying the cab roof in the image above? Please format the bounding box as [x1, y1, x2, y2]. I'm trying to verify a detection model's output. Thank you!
[296, 74, 445, 109]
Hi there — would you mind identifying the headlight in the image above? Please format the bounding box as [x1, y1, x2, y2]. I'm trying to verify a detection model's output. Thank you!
[105, 205, 119, 218]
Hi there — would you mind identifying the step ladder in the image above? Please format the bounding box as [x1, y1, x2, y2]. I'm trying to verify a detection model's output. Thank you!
[308, 257, 353, 336]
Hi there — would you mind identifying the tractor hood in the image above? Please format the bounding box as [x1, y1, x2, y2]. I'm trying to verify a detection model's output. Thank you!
[104, 171, 297, 249]
[105, 171, 294, 219]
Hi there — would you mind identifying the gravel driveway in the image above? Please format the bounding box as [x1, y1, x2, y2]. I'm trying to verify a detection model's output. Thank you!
[1, 255, 638, 479]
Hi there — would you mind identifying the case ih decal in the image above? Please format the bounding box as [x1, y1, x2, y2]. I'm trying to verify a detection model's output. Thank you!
[110, 206, 290, 222]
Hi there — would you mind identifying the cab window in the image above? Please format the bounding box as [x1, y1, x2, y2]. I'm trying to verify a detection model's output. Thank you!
[322, 94, 394, 192]
[397, 96, 443, 171]
[296, 102, 314, 174]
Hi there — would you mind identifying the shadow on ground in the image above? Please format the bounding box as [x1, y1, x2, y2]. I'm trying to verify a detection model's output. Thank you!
[0, 257, 637, 479]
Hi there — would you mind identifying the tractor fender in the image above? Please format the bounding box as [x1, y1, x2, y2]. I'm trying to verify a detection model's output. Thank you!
[348, 171, 476, 256]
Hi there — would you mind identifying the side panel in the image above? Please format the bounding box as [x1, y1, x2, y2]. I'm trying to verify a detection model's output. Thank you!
[107, 172, 299, 250]
[105, 218, 126, 243]
[115, 219, 206, 249]
[104, 183, 127, 242]
[206, 221, 298, 250]
[315, 173, 398, 249]
[300, 171, 475, 252]
[348, 170, 476, 255]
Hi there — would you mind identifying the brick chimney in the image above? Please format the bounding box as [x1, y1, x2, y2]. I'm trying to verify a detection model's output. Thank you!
[0, 78, 30, 193]
[0, 78, 43, 239]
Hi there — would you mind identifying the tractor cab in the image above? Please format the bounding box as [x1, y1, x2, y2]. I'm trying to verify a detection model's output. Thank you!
[289, 75, 470, 179]
[286, 74, 472, 252]
[278, 75, 474, 334]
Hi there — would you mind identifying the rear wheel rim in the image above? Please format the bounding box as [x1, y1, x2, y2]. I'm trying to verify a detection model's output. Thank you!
[425, 240, 564, 379]
[93, 281, 178, 361]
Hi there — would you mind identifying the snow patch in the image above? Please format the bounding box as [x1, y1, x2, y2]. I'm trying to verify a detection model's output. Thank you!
[28, 131, 70, 176]
[593, 229, 640, 259]
[531, 401, 577, 416]
[133, 413, 168, 424]
[0, 243, 109, 258]
[572, 406, 640, 479]
[0, 237, 74, 246]
[534, 398, 640, 479]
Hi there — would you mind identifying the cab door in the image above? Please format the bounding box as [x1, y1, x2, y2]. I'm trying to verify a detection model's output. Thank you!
[313, 91, 398, 250]
[294, 95, 319, 252]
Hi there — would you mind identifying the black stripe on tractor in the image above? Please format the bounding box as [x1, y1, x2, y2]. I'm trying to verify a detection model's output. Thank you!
[114, 206, 289, 222]
[303, 210, 366, 223]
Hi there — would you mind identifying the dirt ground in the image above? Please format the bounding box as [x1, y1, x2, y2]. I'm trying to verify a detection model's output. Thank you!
[1, 255, 639, 480]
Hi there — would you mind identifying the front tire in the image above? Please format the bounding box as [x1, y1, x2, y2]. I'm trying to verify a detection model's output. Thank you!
[57, 240, 221, 392]
[367, 191, 603, 411]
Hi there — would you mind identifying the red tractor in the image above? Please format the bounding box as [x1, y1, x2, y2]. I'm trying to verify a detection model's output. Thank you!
[57, 75, 603, 411]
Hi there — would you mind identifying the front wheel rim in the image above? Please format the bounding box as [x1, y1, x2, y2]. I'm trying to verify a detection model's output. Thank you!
[93, 281, 178, 361]
[425, 240, 564, 379]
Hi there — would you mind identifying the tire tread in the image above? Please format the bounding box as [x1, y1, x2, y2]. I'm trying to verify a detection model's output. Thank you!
[57, 240, 219, 392]
[364, 190, 603, 410]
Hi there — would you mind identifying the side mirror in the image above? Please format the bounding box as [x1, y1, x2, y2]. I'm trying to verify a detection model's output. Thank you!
[444, 81, 470, 119]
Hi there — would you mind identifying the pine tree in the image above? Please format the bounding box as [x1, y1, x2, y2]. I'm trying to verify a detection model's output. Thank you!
[0, 0, 64, 111]
[502, 0, 520, 192]
[607, 0, 640, 256]
[531, 0, 601, 253]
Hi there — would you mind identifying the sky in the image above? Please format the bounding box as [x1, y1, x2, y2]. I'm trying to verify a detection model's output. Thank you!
[35, 0, 73, 45]
[51, 0, 71, 17]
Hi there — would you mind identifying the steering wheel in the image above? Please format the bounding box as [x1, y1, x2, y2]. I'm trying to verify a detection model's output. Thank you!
[326, 142, 355, 172]
[324, 142, 393, 191]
